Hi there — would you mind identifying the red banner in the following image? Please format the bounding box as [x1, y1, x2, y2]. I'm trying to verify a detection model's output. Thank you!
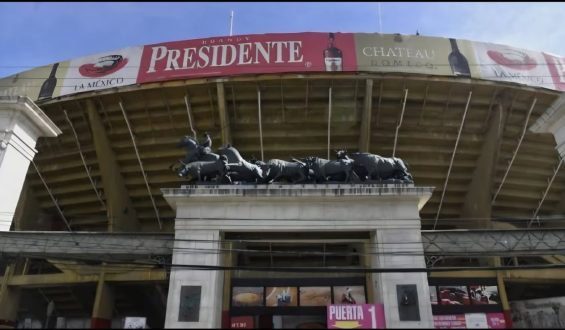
[230, 316, 254, 329]
[137, 32, 357, 83]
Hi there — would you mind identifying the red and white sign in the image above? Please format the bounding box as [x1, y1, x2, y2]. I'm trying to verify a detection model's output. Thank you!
[434, 314, 467, 329]
[60, 46, 143, 97]
[434, 313, 507, 329]
[327, 304, 385, 329]
[230, 316, 253, 329]
[473, 41, 553, 90]
[486, 313, 506, 329]
[543, 52, 565, 91]
[137, 32, 357, 83]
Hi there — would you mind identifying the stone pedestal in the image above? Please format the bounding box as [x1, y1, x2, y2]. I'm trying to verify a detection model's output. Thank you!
[162, 184, 434, 329]
[0, 96, 61, 231]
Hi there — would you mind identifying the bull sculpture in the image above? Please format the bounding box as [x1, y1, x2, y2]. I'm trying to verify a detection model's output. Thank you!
[217, 145, 265, 183]
[253, 159, 311, 183]
[171, 133, 414, 184]
[335, 150, 413, 183]
[302, 156, 358, 183]
[177, 155, 232, 183]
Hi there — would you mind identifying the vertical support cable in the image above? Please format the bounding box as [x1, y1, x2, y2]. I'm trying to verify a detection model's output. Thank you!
[327, 87, 333, 160]
[529, 157, 564, 228]
[63, 110, 106, 210]
[184, 94, 197, 139]
[392, 89, 408, 158]
[492, 98, 537, 204]
[119, 101, 162, 230]
[434, 91, 473, 229]
[257, 87, 264, 161]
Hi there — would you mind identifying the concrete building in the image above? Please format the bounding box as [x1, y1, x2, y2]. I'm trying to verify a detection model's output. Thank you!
[1, 32, 565, 329]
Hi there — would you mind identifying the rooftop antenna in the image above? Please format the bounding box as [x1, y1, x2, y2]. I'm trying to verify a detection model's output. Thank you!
[377, 3, 383, 33]
[229, 10, 234, 36]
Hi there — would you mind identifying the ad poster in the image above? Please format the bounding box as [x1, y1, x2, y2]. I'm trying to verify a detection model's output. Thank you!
[137, 32, 357, 83]
[354, 33, 477, 77]
[434, 314, 467, 329]
[0, 61, 69, 101]
[438, 286, 470, 305]
[59, 46, 143, 97]
[299, 287, 332, 306]
[3, 32, 565, 101]
[333, 286, 366, 305]
[266, 287, 298, 307]
[510, 296, 565, 328]
[231, 287, 264, 307]
[230, 316, 254, 329]
[543, 52, 565, 91]
[327, 304, 385, 329]
[472, 41, 554, 90]
[433, 313, 506, 329]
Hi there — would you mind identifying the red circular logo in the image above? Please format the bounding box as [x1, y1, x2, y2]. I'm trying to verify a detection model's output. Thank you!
[487, 49, 537, 71]
[78, 55, 128, 77]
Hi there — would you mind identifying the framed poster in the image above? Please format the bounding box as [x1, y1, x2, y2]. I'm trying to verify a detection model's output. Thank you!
[300, 287, 332, 306]
[232, 287, 264, 307]
[266, 287, 298, 307]
[333, 286, 366, 305]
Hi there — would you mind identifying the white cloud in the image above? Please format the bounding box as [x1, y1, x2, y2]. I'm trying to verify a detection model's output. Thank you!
[454, 3, 565, 56]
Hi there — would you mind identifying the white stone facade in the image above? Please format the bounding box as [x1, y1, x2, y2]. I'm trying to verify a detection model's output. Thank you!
[162, 184, 434, 328]
[0, 96, 60, 231]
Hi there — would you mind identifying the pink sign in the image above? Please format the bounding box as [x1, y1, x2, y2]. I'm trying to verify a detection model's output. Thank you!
[434, 314, 466, 329]
[327, 304, 386, 329]
[486, 313, 506, 329]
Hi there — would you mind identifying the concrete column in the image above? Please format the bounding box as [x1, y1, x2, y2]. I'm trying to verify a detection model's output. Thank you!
[86, 99, 139, 232]
[165, 229, 223, 328]
[369, 227, 434, 328]
[0, 96, 61, 231]
[530, 93, 565, 159]
[91, 272, 114, 329]
[0, 265, 20, 329]
[461, 104, 505, 229]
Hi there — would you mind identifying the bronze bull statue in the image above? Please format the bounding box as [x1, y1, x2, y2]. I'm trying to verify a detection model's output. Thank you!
[336, 150, 413, 183]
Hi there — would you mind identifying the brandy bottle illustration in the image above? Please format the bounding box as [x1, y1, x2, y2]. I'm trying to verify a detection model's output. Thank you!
[448, 39, 471, 77]
[38, 62, 59, 100]
[324, 33, 343, 71]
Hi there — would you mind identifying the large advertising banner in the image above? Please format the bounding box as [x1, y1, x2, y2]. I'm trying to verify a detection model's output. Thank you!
[59, 46, 143, 97]
[472, 41, 555, 90]
[327, 304, 385, 329]
[0, 61, 69, 101]
[2, 32, 565, 102]
[543, 52, 565, 91]
[353, 34, 477, 77]
[510, 296, 565, 328]
[136, 32, 357, 83]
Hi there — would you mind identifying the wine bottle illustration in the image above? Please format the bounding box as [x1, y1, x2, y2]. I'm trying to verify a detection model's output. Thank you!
[38, 62, 59, 100]
[324, 33, 343, 71]
[448, 39, 471, 77]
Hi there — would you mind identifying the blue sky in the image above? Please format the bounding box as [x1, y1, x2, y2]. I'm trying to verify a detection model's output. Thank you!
[1, 2, 565, 78]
